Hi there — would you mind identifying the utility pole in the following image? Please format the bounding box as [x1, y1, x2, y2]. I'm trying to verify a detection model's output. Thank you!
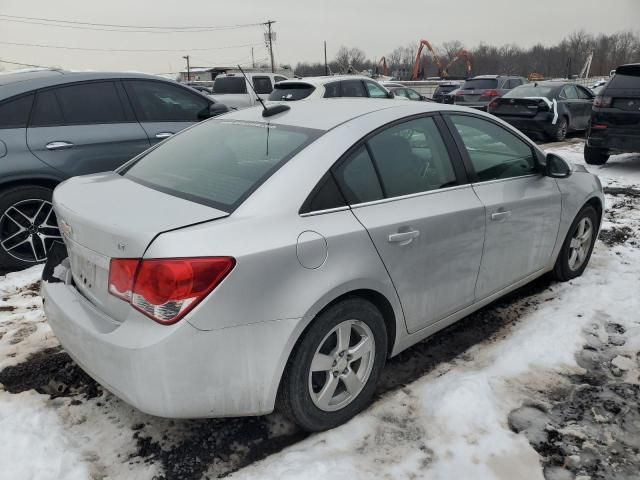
[324, 41, 328, 76]
[264, 20, 276, 73]
[182, 55, 190, 82]
[251, 47, 255, 68]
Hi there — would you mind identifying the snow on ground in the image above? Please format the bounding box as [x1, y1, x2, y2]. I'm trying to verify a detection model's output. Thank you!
[0, 141, 638, 480]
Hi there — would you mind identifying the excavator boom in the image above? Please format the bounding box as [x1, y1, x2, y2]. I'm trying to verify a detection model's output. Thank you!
[411, 39, 445, 80]
[443, 49, 472, 78]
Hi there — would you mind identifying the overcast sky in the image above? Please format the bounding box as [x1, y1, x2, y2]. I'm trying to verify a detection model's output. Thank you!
[1, 0, 638, 74]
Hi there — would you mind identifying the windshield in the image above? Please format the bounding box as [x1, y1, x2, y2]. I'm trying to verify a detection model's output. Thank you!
[269, 83, 316, 101]
[504, 85, 554, 98]
[213, 77, 247, 94]
[462, 79, 498, 90]
[123, 120, 322, 211]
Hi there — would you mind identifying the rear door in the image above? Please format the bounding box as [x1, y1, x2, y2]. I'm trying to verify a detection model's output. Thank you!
[123, 79, 211, 145]
[444, 113, 561, 299]
[27, 81, 150, 177]
[575, 85, 595, 129]
[333, 115, 485, 333]
[559, 85, 582, 129]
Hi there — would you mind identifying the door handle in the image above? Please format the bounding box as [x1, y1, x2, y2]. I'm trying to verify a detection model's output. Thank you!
[491, 210, 512, 222]
[45, 141, 74, 151]
[155, 132, 174, 139]
[388, 230, 420, 246]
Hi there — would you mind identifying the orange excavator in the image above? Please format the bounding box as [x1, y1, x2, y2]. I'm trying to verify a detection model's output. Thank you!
[411, 39, 445, 80]
[378, 56, 388, 76]
[443, 49, 472, 77]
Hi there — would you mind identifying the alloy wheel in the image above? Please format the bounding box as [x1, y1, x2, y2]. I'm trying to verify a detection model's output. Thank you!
[568, 217, 593, 271]
[308, 319, 376, 412]
[0, 199, 61, 263]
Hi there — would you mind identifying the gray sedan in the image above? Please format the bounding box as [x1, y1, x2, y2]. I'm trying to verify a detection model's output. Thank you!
[42, 99, 603, 431]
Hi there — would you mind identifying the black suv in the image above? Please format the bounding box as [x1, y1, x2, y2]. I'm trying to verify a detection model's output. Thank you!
[585, 64, 640, 165]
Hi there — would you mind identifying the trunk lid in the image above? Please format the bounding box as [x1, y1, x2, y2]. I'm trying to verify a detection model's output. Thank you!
[491, 98, 548, 117]
[53, 172, 229, 321]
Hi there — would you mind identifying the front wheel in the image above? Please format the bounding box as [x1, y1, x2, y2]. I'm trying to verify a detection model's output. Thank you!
[553, 205, 599, 281]
[278, 298, 387, 432]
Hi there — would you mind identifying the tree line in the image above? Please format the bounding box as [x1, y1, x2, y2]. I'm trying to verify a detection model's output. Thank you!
[293, 31, 640, 79]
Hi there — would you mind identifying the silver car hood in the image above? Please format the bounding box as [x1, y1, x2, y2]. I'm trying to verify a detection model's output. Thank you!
[53, 172, 229, 259]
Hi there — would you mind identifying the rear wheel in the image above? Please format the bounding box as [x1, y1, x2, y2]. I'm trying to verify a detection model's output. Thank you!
[584, 145, 610, 165]
[552, 117, 568, 141]
[0, 185, 61, 271]
[553, 205, 599, 281]
[278, 298, 387, 431]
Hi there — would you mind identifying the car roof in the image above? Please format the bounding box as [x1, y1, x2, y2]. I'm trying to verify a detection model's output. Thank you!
[221, 98, 458, 131]
[275, 75, 378, 87]
[0, 69, 183, 100]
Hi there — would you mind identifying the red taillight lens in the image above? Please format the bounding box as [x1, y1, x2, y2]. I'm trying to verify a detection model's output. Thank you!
[482, 89, 499, 98]
[108, 257, 235, 325]
[454, 90, 464, 96]
[593, 96, 612, 108]
[108, 259, 139, 301]
[488, 99, 500, 110]
[591, 123, 608, 130]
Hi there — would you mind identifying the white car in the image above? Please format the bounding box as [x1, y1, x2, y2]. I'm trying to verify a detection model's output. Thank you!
[268, 75, 395, 102]
[210, 72, 289, 109]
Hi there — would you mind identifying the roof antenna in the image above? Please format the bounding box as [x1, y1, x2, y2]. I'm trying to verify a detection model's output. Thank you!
[236, 65, 290, 118]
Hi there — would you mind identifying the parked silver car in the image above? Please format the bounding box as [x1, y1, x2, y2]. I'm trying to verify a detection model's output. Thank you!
[42, 99, 603, 431]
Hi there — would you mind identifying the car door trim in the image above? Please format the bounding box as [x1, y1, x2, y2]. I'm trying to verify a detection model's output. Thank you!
[349, 183, 473, 209]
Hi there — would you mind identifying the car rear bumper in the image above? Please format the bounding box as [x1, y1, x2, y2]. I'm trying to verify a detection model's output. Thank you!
[587, 129, 640, 154]
[41, 254, 300, 418]
[496, 114, 557, 137]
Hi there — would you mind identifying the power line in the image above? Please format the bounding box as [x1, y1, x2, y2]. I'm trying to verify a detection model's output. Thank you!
[0, 40, 263, 53]
[0, 14, 262, 31]
[0, 58, 51, 68]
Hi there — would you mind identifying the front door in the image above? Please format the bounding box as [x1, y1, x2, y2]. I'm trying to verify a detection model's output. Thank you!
[332, 115, 485, 333]
[123, 80, 211, 145]
[445, 113, 562, 299]
[26, 81, 150, 177]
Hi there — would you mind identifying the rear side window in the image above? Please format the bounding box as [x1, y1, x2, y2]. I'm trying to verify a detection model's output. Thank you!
[367, 116, 457, 198]
[32, 82, 125, 126]
[333, 146, 383, 204]
[0, 94, 34, 129]
[341, 80, 367, 98]
[268, 83, 315, 101]
[124, 121, 321, 210]
[253, 77, 273, 94]
[449, 114, 536, 182]
[213, 76, 247, 94]
[463, 78, 498, 90]
[300, 173, 346, 213]
[324, 82, 341, 98]
[365, 80, 388, 98]
[576, 86, 593, 99]
[406, 89, 422, 100]
[608, 72, 640, 89]
[125, 80, 210, 122]
[274, 76, 288, 83]
[561, 85, 579, 99]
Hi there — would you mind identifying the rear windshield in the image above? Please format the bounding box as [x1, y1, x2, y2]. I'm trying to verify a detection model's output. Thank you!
[213, 77, 247, 94]
[435, 85, 459, 94]
[269, 83, 316, 101]
[504, 85, 554, 99]
[462, 79, 498, 90]
[608, 72, 640, 90]
[123, 120, 322, 211]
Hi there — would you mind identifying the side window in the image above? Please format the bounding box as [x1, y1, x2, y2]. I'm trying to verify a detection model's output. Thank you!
[0, 94, 34, 129]
[365, 80, 388, 98]
[341, 80, 367, 98]
[562, 85, 578, 99]
[31, 90, 65, 127]
[367, 116, 457, 198]
[406, 89, 422, 100]
[274, 76, 288, 83]
[300, 173, 346, 213]
[449, 115, 537, 182]
[393, 89, 407, 98]
[125, 80, 210, 122]
[576, 86, 593, 99]
[333, 146, 383, 204]
[52, 82, 126, 125]
[324, 82, 341, 98]
[253, 76, 273, 94]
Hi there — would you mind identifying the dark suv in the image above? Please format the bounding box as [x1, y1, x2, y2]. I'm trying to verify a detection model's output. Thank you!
[0, 69, 228, 269]
[585, 63, 640, 165]
[454, 75, 527, 110]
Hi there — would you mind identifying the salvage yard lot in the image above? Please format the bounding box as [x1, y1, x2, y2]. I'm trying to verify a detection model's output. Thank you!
[0, 139, 639, 480]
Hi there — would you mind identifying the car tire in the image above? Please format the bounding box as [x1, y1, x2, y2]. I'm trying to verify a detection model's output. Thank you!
[584, 145, 610, 165]
[553, 205, 599, 282]
[553, 117, 568, 142]
[0, 185, 59, 271]
[278, 297, 387, 432]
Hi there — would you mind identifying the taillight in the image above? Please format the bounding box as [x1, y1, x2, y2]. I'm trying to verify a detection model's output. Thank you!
[108, 257, 235, 325]
[593, 96, 612, 108]
[454, 90, 465, 96]
[482, 89, 500, 98]
[591, 124, 608, 130]
[488, 99, 500, 110]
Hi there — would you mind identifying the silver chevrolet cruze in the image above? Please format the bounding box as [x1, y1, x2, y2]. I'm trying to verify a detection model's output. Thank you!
[42, 99, 603, 431]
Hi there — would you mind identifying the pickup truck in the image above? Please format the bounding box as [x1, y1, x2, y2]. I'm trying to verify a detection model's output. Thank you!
[210, 72, 289, 110]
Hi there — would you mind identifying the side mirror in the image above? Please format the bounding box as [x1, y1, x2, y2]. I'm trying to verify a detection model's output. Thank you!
[208, 102, 230, 117]
[387, 91, 394, 99]
[545, 153, 572, 178]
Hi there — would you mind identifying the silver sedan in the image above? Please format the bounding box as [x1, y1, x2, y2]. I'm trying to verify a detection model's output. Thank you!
[42, 99, 603, 431]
